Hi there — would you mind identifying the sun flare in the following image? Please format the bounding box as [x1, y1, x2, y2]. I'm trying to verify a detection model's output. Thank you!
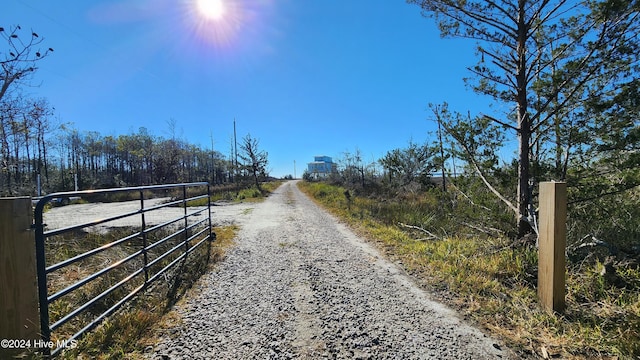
[183, 0, 259, 50]
[197, 0, 225, 21]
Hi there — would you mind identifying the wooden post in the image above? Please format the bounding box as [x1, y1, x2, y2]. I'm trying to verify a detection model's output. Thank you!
[538, 182, 567, 313]
[0, 198, 40, 347]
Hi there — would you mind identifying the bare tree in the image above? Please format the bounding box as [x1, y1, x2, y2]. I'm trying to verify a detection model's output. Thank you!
[239, 134, 268, 192]
[1, 25, 53, 103]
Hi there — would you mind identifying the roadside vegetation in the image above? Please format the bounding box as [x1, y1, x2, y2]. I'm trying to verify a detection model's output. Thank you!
[179, 180, 283, 206]
[299, 180, 639, 359]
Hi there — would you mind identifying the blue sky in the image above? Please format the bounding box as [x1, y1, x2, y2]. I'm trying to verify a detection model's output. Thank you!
[4, 0, 493, 178]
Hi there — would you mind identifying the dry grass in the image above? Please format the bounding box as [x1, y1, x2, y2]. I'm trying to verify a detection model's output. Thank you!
[298, 181, 640, 359]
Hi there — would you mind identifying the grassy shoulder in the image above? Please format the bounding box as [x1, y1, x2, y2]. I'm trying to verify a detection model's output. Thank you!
[298, 181, 640, 359]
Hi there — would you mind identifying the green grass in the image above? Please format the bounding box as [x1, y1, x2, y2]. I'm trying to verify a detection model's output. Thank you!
[298, 181, 640, 359]
[236, 187, 263, 201]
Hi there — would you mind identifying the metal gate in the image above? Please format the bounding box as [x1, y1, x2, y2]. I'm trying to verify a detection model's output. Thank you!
[32, 182, 214, 356]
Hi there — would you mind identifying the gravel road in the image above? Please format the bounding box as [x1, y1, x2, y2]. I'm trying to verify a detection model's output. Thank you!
[146, 180, 511, 359]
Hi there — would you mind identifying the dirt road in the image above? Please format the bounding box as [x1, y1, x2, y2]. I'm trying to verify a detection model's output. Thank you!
[146, 180, 511, 359]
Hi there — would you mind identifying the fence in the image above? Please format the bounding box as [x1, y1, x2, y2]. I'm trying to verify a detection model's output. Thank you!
[16, 182, 214, 357]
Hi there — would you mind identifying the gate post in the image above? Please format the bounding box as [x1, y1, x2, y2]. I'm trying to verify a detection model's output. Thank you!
[0, 197, 41, 348]
[538, 182, 567, 313]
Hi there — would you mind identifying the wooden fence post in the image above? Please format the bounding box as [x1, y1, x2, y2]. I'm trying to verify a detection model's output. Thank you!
[538, 182, 567, 313]
[0, 197, 40, 347]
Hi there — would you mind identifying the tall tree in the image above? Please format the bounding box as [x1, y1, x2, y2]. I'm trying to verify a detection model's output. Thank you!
[29, 98, 54, 187]
[409, 0, 640, 237]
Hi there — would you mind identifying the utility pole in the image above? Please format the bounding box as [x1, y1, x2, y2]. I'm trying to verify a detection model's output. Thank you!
[294, 160, 296, 179]
[436, 113, 447, 192]
[233, 119, 238, 175]
[210, 130, 215, 185]
[233, 119, 238, 192]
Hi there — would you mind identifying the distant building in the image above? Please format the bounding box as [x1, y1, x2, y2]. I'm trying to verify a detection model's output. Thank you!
[307, 156, 336, 178]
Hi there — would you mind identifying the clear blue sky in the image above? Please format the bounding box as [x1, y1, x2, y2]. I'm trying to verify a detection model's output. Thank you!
[4, 0, 493, 178]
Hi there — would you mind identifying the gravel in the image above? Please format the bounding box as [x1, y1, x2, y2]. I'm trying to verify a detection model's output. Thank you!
[42, 197, 254, 234]
[145, 180, 512, 359]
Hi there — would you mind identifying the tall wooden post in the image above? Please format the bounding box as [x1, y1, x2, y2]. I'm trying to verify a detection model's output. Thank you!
[0, 198, 40, 346]
[538, 182, 567, 313]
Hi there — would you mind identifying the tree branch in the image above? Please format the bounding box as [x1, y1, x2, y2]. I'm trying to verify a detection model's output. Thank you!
[437, 116, 519, 216]
[482, 114, 519, 131]
[398, 222, 440, 241]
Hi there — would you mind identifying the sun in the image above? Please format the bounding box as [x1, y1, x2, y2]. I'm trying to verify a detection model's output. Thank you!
[197, 0, 226, 21]
[183, 0, 252, 49]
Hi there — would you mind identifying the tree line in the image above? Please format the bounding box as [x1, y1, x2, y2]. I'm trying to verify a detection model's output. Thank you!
[1, 25, 270, 196]
[0, 95, 270, 195]
[0, 112, 250, 196]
